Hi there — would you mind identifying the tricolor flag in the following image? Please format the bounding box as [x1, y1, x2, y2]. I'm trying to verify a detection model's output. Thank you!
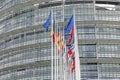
[55, 27, 61, 54]
[50, 19, 55, 43]
[42, 11, 52, 32]
[61, 37, 65, 56]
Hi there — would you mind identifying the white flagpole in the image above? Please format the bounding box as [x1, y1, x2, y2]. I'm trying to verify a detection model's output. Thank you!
[49, 1, 54, 80]
[62, 0, 65, 22]
[73, 5, 81, 80]
[61, 0, 67, 80]
[56, 22, 58, 80]
[51, 9, 54, 80]
[54, 13, 57, 80]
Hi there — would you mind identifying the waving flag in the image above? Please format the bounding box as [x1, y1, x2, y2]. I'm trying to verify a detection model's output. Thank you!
[68, 27, 74, 44]
[61, 37, 65, 56]
[64, 15, 74, 45]
[51, 19, 55, 43]
[64, 15, 74, 34]
[70, 54, 75, 73]
[66, 44, 75, 73]
[42, 11, 52, 32]
[55, 26, 61, 54]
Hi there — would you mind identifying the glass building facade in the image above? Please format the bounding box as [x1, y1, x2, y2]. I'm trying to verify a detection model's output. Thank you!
[0, 0, 120, 80]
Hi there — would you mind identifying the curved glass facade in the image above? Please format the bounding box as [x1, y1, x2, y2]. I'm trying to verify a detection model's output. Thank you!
[0, 0, 120, 80]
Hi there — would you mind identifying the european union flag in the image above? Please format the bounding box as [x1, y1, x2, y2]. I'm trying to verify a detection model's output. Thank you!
[64, 15, 74, 34]
[64, 15, 74, 41]
[42, 11, 52, 32]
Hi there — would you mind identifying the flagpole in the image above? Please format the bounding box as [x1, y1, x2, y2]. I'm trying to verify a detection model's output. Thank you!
[73, 6, 81, 80]
[55, 13, 57, 80]
[50, 1, 54, 80]
[42, 1, 54, 80]
[61, 0, 67, 80]
[51, 10, 54, 80]
[56, 22, 58, 80]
